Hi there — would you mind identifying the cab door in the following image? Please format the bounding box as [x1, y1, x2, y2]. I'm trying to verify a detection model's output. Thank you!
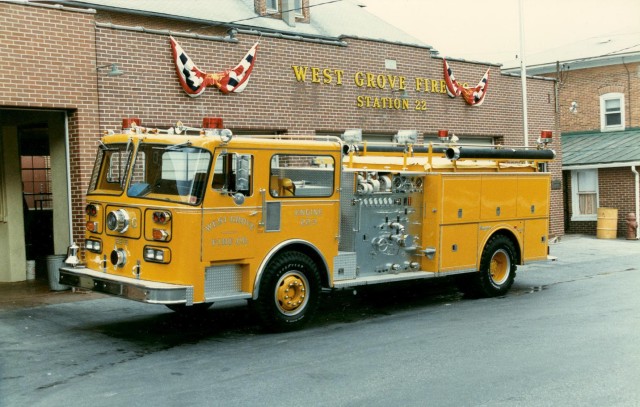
[202, 150, 261, 262]
[263, 152, 341, 260]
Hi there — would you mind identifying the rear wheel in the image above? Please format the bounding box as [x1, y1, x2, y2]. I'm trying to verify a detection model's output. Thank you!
[460, 235, 517, 297]
[255, 251, 321, 332]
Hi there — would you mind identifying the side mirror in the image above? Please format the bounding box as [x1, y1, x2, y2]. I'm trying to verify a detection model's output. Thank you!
[232, 192, 245, 205]
[234, 154, 251, 192]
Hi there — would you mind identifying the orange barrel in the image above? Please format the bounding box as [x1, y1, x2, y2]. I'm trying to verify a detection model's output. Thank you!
[596, 207, 618, 239]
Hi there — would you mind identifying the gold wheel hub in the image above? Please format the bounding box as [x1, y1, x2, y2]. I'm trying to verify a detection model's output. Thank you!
[489, 249, 510, 285]
[276, 272, 308, 315]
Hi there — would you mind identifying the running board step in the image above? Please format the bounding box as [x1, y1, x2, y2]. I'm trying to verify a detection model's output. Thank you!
[332, 271, 437, 288]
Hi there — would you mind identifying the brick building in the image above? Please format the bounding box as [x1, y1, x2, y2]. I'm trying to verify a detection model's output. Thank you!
[507, 33, 640, 237]
[0, 0, 562, 282]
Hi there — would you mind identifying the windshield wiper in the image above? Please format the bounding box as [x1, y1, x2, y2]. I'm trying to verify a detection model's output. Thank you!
[153, 141, 193, 151]
[120, 138, 133, 188]
[98, 140, 118, 151]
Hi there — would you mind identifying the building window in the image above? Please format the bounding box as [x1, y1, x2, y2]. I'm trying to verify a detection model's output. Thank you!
[600, 93, 625, 132]
[266, 0, 278, 11]
[571, 169, 598, 221]
[294, 0, 303, 15]
[21, 155, 52, 210]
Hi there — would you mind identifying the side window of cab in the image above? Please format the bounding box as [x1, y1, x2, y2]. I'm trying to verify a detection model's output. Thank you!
[269, 154, 335, 198]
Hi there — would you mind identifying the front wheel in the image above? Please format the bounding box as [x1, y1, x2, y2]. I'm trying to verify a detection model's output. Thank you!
[255, 251, 321, 332]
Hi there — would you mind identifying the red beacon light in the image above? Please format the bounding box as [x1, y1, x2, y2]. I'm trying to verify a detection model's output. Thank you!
[539, 130, 553, 145]
[438, 130, 449, 142]
[122, 118, 141, 130]
[202, 117, 224, 129]
[201, 117, 224, 136]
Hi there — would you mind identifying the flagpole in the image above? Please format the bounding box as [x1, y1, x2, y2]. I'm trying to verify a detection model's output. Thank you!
[519, 0, 529, 147]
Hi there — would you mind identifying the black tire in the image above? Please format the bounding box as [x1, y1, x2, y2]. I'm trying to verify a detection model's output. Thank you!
[166, 302, 212, 314]
[462, 235, 517, 298]
[255, 251, 321, 332]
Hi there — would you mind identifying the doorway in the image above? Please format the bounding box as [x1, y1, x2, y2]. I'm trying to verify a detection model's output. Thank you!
[0, 109, 70, 282]
[20, 124, 54, 262]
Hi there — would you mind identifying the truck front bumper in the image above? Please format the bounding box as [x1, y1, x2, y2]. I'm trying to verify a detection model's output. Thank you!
[59, 266, 193, 305]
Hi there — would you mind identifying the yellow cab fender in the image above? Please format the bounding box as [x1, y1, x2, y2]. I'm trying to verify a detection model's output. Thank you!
[252, 239, 330, 300]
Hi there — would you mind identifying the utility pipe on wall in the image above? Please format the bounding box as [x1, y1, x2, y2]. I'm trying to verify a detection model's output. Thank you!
[632, 166, 639, 239]
[518, 0, 529, 146]
[64, 112, 73, 244]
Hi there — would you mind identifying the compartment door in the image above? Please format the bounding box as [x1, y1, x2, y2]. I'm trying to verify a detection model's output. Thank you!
[524, 219, 548, 262]
[440, 224, 478, 271]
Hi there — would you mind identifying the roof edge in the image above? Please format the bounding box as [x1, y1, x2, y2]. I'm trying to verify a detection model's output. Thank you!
[504, 52, 640, 75]
[4, 0, 95, 14]
[563, 127, 640, 137]
[563, 161, 640, 170]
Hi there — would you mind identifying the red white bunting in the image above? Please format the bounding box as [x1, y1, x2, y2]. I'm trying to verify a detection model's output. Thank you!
[170, 36, 258, 97]
[443, 59, 490, 106]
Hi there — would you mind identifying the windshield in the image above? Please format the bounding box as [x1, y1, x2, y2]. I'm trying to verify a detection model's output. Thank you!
[87, 143, 133, 195]
[127, 143, 211, 205]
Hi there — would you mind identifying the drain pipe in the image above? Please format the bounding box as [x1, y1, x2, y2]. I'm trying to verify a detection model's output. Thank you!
[632, 165, 639, 239]
[64, 112, 73, 244]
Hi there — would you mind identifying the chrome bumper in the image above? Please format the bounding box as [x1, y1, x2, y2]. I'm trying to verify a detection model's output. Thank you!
[59, 266, 193, 305]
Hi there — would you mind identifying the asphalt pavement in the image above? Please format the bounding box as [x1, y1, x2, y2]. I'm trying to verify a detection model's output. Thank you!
[1, 235, 639, 406]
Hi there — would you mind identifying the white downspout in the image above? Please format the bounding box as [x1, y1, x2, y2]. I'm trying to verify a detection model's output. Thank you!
[64, 112, 73, 244]
[632, 166, 639, 239]
[518, 0, 529, 147]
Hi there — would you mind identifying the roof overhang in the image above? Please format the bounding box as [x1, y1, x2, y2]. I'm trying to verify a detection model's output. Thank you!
[563, 161, 640, 170]
[504, 52, 640, 76]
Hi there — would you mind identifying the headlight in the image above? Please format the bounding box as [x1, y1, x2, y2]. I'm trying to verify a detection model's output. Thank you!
[143, 246, 170, 264]
[106, 209, 130, 233]
[85, 238, 102, 253]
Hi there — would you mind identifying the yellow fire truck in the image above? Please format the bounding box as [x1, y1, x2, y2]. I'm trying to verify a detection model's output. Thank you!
[60, 119, 554, 331]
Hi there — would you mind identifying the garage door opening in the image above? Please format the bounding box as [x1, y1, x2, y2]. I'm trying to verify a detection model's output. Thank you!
[0, 109, 71, 282]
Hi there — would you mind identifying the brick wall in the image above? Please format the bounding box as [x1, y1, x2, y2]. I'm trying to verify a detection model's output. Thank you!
[92, 22, 563, 236]
[599, 167, 637, 237]
[552, 63, 640, 132]
[2, 3, 564, 241]
[545, 47, 640, 238]
[565, 168, 637, 237]
[0, 2, 99, 244]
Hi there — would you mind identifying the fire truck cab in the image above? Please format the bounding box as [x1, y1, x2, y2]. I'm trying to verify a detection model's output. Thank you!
[60, 119, 554, 331]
